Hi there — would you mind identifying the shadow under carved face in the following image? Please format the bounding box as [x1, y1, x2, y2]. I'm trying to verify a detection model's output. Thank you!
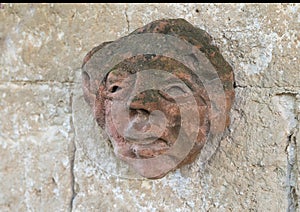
[81, 19, 235, 179]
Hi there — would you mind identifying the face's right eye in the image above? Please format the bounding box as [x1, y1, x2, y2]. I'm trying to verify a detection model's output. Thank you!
[109, 85, 122, 93]
[104, 70, 136, 99]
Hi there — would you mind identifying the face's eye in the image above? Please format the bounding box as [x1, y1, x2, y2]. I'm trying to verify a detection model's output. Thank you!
[165, 85, 187, 96]
[109, 85, 122, 93]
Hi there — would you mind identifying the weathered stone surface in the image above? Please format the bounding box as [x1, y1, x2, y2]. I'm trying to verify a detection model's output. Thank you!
[126, 3, 300, 88]
[73, 87, 292, 211]
[0, 3, 128, 82]
[0, 3, 299, 211]
[0, 83, 74, 211]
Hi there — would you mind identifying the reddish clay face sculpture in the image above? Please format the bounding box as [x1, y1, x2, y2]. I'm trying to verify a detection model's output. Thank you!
[82, 19, 235, 179]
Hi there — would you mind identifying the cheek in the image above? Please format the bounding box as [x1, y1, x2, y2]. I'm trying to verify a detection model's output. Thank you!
[103, 101, 115, 138]
[93, 99, 105, 128]
[160, 103, 181, 125]
[104, 100, 128, 143]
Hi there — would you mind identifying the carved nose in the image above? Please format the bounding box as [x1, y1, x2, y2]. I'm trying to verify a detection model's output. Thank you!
[128, 90, 159, 112]
[125, 110, 151, 136]
[124, 91, 166, 142]
[130, 109, 151, 132]
[124, 109, 166, 143]
[124, 109, 153, 142]
[128, 91, 152, 131]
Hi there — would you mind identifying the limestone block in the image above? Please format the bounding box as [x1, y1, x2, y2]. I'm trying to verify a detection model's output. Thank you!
[125, 3, 300, 88]
[0, 3, 128, 82]
[0, 83, 74, 211]
[72, 85, 292, 211]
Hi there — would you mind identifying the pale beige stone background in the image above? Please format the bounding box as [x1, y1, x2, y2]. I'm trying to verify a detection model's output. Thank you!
[0, 3, 299, 211]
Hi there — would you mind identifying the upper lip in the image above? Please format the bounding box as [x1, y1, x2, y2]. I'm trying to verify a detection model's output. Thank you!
[125, 137, 168, 145]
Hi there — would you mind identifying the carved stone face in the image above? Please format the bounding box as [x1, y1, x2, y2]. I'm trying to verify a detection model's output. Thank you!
[97, 56, 210, 178]
[82, 19, 235, 179]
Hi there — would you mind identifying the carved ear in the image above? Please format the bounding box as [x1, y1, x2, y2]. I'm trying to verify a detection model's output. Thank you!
[82, 71, 96, 108]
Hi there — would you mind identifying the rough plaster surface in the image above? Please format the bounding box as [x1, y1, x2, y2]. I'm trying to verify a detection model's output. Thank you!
[0, 3, 299, 211]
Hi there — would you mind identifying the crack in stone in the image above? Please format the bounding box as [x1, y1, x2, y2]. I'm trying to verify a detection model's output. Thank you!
[0, 80, 76, 86]
[2, 81, 299, 90]
[234, 84, 300, 89]
[273, 92, 299, 211]
[285, 93, 299, 212]
[286, 131, 299, 212]
[124, 7, 130, 33]
[69, 92, 77, 212]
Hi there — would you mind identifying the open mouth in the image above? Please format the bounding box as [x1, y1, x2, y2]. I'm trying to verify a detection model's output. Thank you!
[128, 138, 171, 158]
[126, 136, 163, 145]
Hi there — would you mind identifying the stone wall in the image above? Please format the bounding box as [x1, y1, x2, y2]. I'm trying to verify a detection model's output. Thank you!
[0, 3, 299, 211]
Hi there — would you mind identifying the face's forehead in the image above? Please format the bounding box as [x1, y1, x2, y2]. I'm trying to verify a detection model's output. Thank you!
[106, 68, 132, 83]
[105, 55, 203, 90]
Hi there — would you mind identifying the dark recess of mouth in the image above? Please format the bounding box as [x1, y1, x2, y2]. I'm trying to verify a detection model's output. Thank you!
[129, 138, 171, 159]
[127, 137, 169, 146]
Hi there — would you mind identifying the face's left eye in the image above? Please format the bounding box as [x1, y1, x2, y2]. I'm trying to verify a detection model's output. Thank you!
[165, 85, 187, 96]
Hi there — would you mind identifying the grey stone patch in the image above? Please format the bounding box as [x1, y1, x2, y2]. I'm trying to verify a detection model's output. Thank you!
[72, 70, 142, 179]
